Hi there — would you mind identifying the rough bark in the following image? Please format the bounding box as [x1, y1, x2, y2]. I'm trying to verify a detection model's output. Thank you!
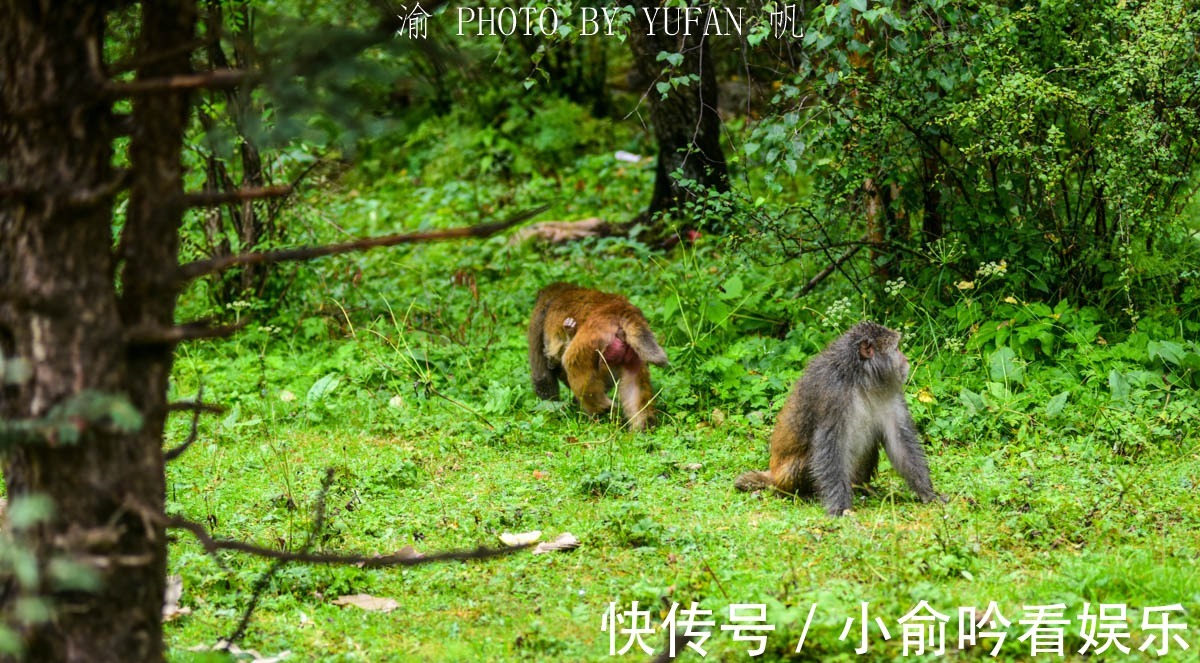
[1, 0, 193, 660]
[628, 1, 729, 235]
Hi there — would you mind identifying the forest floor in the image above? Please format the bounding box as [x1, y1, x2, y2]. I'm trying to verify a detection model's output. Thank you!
[162, 232, 1200, 662]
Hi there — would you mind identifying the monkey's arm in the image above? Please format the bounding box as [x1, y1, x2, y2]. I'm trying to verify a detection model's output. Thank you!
[882, 402, 940, 503]
[528, 298, 560, 400]
[563, 341, 614, 415]
[810, 424, 855, 516]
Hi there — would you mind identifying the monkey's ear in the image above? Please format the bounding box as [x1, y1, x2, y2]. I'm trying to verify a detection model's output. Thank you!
[858, 339, 875, 360]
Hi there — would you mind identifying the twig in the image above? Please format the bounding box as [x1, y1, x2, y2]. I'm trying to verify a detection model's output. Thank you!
[167, 401, 225, 415]
[698, 554, 729, 601]
[798, 244, 864, 297]
[224, 468, 336, 645]
[176, 204, 550, 282]
[164, 386, 206, 462]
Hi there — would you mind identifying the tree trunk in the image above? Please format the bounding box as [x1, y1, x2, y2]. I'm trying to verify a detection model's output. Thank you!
[1, 0, 194, 659]
[628, 1, 729, 237]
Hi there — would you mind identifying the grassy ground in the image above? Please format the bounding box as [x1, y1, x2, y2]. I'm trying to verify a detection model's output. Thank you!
[162, 237, 1200, 661]
[160, 100, 1199, 661]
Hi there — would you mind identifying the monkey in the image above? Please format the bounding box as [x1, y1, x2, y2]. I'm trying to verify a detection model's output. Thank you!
[735, 321, 940, 516]
[528, 282, 668, 431]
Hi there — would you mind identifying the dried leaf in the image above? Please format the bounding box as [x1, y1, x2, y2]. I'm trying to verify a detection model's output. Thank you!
[394, 545, 424, 560]
[532, 533, 580, 555]
[500, 530, 542, 546]
[509, 218, 608, 244]
[187, 641, 290, 662]
[332, 593, 400, 612]
[162, 574, 191, 622]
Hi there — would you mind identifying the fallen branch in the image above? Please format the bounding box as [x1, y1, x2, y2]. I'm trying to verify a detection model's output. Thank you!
[167, 515, 530, 567]
[509, 217, 611, 244]
[177, 203, 550, 282]
[126, 319, 249, 346]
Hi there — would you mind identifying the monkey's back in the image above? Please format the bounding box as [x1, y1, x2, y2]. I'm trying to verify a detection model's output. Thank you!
[536, 283, 642, 362]
[767, 332, 877, 494]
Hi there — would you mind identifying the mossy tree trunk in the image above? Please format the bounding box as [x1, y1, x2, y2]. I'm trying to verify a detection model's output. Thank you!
[628, 1, 729, 239]
[0, 0, 194, 660]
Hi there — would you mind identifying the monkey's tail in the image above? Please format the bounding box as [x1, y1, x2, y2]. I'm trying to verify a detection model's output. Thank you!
[624, 318, 669, 367]
[734, 470, 773, 492]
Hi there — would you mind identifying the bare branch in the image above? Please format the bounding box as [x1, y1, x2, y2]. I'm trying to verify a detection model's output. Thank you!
[177, 204, 551, 282]
[167, 401, 225, 415]
[105, 69, 250, 96]
[182, 185, 293, 208]
[798, 244, 865, 297]
[166, 516, 530, 567]
[224, 468, 337, 645]
[63, 170, 131, 209]
[110, 37, 215, 75]
[126, 319, 249, 346]
[164, 386, 206, 462]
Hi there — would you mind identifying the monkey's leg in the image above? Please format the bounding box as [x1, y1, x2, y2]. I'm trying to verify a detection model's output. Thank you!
[528, 300, 560, 400]
[810, 426, 854, 516]
[882, 408, 940, 503]
[617, 365, 655, 431]
[767, 456, 805, 494]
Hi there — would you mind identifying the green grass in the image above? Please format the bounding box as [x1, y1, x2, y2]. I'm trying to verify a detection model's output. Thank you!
[162, 277, 1200, 661]
[160, 95, 1200, 662]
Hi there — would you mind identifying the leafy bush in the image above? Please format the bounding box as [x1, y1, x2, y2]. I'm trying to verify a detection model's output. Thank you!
[774, 0, 1200, 312]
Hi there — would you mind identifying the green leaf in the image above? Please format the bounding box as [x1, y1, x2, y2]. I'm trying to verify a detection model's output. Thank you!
[7, 495, 53, 529]
[307, 372, 342, 404]
[1108, 370, 1130, 402]
[47, 558, 102, 592]
[655, 52, 684, 67]
[722, 275, 744, 300]
[1148, 340, 1184, 366]
[105, 397, 143, 433]
[1045, 391, 1069, 418]
[0, 355, 31, 385]
[987, 347, 1024, 384]
[959, 388, 986, 416]
[703, 300, 732, 326]
[849, 0, 868, 13]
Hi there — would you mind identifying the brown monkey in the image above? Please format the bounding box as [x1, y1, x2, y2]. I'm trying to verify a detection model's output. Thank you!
[735, 322, 940, 516]
[528, 283, 668, 431]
